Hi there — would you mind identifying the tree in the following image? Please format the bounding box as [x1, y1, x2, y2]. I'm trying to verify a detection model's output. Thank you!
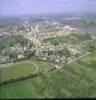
[88, 44, 96, 52]
[9, 52, 18, 62]
[63, 46, 71, 64]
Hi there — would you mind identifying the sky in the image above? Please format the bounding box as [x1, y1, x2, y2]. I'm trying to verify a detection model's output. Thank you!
[0, 0, 96, 16]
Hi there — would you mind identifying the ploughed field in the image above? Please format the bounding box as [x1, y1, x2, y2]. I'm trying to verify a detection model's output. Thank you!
[0, 53, 96, 98]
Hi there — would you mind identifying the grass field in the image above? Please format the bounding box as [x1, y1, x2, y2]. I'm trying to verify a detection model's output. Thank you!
[0, 53, 96, 98]
[0, 60, 55, 83]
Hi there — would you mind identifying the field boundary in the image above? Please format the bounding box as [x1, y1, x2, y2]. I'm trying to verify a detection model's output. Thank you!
[0, 73, 40, 87]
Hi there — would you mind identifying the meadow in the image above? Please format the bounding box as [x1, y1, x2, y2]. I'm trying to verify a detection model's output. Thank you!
[0, 60, 55, 83]
[0, 53, 96, 98]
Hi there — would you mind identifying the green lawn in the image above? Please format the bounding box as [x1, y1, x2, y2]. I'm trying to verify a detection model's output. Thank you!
[0, 53, 96, 98]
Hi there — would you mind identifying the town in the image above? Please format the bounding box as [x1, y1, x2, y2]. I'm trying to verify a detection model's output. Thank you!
[0, 17, 96, 66]
[1, 0, 96, 98]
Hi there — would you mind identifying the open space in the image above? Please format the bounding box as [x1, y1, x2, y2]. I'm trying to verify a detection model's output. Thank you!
[0, 53, 96, 98]
[0, 60, 55, 83]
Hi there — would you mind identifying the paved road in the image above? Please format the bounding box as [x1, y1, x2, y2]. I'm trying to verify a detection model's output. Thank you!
[68, 52, 91, 64]
[0, 52, 92, 69]
[54, 52, 91, 69]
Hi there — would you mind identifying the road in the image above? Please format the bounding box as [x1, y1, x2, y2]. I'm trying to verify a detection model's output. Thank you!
[0, 52, 90, 69]
[68, 52, 91, 64]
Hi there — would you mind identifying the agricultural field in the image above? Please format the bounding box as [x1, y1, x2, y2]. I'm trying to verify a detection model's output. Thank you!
[0, 53, 96, 98]
[0, 60, 55, 83]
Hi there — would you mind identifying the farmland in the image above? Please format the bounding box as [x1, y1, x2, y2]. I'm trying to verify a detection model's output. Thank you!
[0, 53, 96, 98]
[0, 60, 55, 83]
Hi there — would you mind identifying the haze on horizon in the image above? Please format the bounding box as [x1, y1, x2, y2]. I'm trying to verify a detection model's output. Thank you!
[0, 0, 96, 16]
